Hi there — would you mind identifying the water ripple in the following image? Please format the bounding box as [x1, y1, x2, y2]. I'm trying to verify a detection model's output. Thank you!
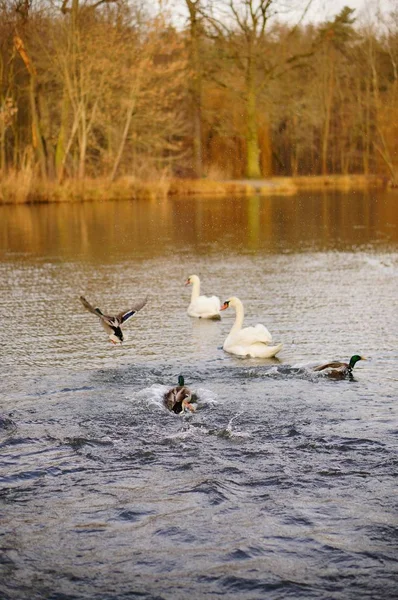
[0, 205, 397, 599]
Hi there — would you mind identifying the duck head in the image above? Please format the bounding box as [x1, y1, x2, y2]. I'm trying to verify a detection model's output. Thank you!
[349, 355, 366, 370]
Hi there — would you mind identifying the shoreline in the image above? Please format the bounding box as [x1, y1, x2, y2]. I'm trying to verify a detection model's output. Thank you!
[0, 174, 388, 205]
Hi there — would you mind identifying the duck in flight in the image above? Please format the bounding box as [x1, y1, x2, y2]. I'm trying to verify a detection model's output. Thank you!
[313, 354, 366, 379]
[79, 295, 147, 344]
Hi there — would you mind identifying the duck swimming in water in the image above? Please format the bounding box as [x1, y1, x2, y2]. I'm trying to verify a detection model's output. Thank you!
[313, 354, 366, 379]
[164, 376, 196, 414]
[80, 295, 147, 344]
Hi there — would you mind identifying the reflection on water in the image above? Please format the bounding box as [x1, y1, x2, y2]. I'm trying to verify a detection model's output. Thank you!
[0, 190, 397, 261]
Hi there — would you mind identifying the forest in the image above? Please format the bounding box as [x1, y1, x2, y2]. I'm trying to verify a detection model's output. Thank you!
[0, 0, 397, 191]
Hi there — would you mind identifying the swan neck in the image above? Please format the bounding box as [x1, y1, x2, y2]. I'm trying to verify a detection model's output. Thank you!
[190, 278, 200, 301]
[231, 300, 244, 332]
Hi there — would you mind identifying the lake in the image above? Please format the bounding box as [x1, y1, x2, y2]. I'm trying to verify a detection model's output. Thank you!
[0, 190, 397, 600]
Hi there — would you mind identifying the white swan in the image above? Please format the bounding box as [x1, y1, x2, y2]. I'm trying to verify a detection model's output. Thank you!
[220, 296, 282, 358]
[185, 274, 221, 319]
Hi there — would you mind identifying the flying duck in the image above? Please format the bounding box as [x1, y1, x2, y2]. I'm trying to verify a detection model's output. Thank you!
[80, 295, 147, 344]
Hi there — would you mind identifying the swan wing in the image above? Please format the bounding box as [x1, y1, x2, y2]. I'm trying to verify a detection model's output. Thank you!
[223, 339, 283, 358]
[189, 294, 221, 317]
[247, 342, 283, 358]
[231, 324, 273, 345]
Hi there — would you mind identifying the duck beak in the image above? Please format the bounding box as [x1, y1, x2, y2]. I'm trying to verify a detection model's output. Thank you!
[183, 400, 196, 413]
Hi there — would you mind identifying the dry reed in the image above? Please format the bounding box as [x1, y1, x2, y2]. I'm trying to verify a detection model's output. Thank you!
[0, 173, 387, 205]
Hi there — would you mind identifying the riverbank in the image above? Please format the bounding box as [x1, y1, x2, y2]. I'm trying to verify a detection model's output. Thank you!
[0, 173, 387, 204]
[169, 174, 387, 197]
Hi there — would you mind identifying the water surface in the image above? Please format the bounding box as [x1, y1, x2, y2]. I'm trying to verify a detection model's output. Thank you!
[0, 191, 397, 599]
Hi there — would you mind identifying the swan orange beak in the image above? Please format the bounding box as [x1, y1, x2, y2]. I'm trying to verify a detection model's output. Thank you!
[220, 301, 229, 311]
[185, 278, 191, 286]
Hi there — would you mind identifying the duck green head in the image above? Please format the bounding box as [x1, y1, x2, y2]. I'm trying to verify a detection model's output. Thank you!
[349, 355, 365, 370]
[178, 375, 185, 386]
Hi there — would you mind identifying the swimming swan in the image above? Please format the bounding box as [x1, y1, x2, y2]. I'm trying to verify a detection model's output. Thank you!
[185, 274, 221, 319]
[220, 296, 282, 358]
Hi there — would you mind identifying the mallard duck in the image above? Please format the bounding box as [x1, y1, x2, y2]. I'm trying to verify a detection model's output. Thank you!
[80, 295, 147, 344]
[164, 376, 196, 414]
[220, 297, 283, 358]
[185, 274, 221, 319]
[313, 354, 366, 379]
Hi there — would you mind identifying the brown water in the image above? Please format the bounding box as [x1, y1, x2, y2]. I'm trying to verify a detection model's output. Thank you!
[0, 190, 397, 600]
[1, 190, 397, 261]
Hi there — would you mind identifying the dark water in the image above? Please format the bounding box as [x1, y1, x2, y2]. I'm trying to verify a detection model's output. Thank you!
[0, 191, 397, 599]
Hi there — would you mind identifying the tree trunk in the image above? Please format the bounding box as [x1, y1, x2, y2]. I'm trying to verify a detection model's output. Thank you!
[246, 63, 261, 179]
[187, 0, 203, 178]
[78, 104, 87, 179]
[192, 91, 202, 177]
[14, 34, 47, 178]
[321, 57, 334, 176]
[0, 117, 5, 174]
[55, 89, 70, 180]
[0, 55, 5, 173]
[110, 99, 136, 182]
[362, 77, 370, 175]
[370, 49, 397, 185]
[290, 114, 298, 176]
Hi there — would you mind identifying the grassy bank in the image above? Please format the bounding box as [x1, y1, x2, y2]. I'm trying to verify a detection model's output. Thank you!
[0, 171, 387, 205]
[0, 172, 173, 204]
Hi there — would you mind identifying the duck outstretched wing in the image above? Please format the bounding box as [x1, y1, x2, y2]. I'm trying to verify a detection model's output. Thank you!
[80, 296, 103, 317]
[116, 296, 148, 324]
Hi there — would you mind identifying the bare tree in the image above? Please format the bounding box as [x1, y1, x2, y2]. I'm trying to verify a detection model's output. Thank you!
[185, 0, 204, 177]
[203, 0, 313, 178]
[364, 10, 398, 185]
[13, 0, 49, 178]
[110, 18, 187, 180]
[315, 6, 356, 175]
